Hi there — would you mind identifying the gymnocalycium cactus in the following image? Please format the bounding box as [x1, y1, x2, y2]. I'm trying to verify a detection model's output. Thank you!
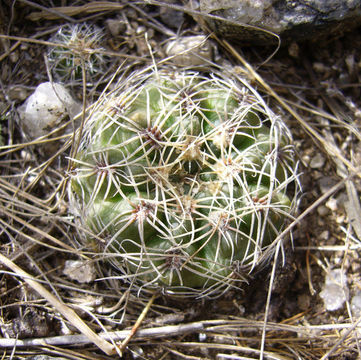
[70, 67, 299, 297]
[48, 24, 106, 84]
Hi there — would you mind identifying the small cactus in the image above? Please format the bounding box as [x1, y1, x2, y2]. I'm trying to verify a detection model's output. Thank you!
[69, 68, 299, 297]
[48, 23, 106, 84]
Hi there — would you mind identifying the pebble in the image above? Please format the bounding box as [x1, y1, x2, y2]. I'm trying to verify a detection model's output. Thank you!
[318, 176, 338, 194]
[298, 293, 311, 311]
[319, 230, 330, 240]
[317, 205, 329, 216]
[63, 260, 96, 283]
[164, 35, 213, 66]
[309, 153, 325, 169]
[326, 197, 338, 212]
[106, 18, 127, 37]
[351, 291, 361, 317]
[159, 0, 184, 28]
[319, 269, 349, 311]
[18, 82, 80, 139]
[8, 86, 29, 102]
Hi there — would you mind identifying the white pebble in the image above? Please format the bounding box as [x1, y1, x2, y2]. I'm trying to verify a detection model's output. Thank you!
[319, 230, 329, 240]
[18, 82, 80, 139]
[63, 260, 96, 283]
[165, 35, 213, 66]
[319, 269, 349, 311]
[351, 291, 361, 317]
[310, 153, 325, 169]
[317, 205, 329, 216]
[326, 198, 338, 212]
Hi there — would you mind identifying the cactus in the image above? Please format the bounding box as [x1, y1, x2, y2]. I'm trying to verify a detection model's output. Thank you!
[69, 68, 299, 297]
[48, 23, 106, 84]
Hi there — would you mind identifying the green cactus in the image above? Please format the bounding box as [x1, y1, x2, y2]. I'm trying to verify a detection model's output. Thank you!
[48, 23, 106, 84]
[70, 68, 299, 297]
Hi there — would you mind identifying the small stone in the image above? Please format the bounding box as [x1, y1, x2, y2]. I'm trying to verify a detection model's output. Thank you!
[1, 308, 51, 339]
[326, 197, 338, 212]
[336, 214, 345, 224]
[18, 82, 80, 139]
[318, 176, 338, 194]
[106, 18, 126, 37]
[160, 0, 184, 28]
[20, 150, 32, 161]
[319, 269, 349, 311]
[320, 230, 329, 240]
[351, 291, 361, 317]
[317, 205, 329, 216]
[63, 260, 96, 283]
[313, 62, 330, 74]
[310, 153, 325, 169]
[164, 35, 213, 66]
[298, 293, 311, 311]
[301, 154, 310, 164]
[288, 42, 300, 58]
[199, 332, 207, 341]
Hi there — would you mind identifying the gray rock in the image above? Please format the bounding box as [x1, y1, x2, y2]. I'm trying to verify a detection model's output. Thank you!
[63, 260, 96, 283]
[310, 153, 325, 169]
[187, 0, 361, 45]
[160, 0, 185, 29]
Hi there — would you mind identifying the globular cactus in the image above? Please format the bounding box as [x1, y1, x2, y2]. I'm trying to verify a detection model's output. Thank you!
[48, 23, 106, 84]
[69, 67, 299, 297]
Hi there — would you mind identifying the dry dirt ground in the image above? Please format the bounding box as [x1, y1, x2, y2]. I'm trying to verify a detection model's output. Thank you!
[0, 1, 361, 359]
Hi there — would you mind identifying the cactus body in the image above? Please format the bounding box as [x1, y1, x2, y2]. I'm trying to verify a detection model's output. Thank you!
[48, 24, 106, 84]
[70, 68, 299, 297]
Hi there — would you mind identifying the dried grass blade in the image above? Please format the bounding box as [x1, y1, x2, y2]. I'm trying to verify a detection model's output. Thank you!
[27, 1, 125, 21]
[119, 292, 157, 354]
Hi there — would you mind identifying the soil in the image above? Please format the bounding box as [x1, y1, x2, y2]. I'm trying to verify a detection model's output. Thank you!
[0, 1, 361, 359]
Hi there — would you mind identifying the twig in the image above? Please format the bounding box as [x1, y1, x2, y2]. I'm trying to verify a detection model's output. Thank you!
[1, 317, 360, 349]
[0, 253, 116, 356]
[167, 342, 289, 360]
[0, 321, 204, 348]
[119, 292, 158, 354]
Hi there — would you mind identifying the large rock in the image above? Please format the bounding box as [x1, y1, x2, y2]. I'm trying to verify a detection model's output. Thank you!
[187, 0, 361, 45]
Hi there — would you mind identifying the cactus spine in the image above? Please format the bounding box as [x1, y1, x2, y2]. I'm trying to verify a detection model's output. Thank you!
[70, 67, 299, 297]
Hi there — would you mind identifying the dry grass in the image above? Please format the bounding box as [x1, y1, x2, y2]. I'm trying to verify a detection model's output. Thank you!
[1, 1, 361, 359]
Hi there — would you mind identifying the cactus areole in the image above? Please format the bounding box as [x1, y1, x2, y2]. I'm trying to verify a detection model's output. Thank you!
[70, 68, 299, 297]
